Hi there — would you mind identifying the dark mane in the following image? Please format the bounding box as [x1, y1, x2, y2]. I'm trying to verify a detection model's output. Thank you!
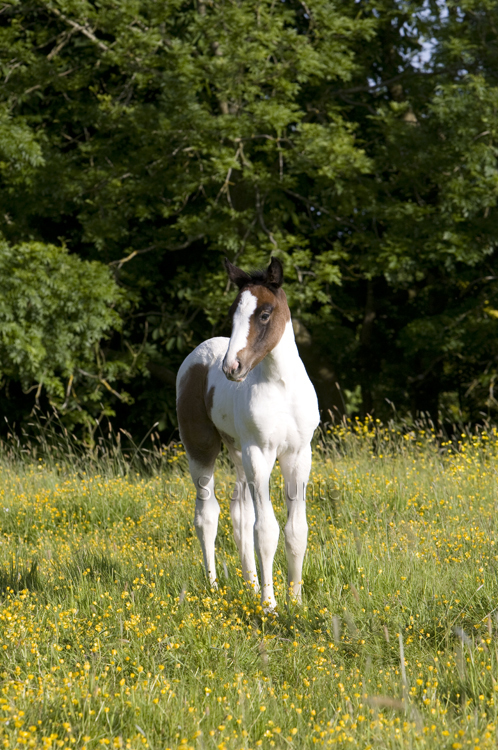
[246, 269, 272, 286]
[225, 256, 284, 290]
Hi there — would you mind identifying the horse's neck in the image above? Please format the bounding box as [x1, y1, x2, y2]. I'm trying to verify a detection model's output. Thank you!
[259, 320, 300, 383]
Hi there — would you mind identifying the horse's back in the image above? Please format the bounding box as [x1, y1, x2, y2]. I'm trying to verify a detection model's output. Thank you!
[176, 338, 228, 468]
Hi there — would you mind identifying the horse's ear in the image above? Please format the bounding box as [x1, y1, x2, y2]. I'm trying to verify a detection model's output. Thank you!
[266, 257, 284, 288]
[225, 258, 251, 289]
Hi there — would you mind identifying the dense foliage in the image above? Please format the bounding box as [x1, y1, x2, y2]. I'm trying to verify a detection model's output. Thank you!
[2, 0, 498, 433]
[0, 242, 128, 433]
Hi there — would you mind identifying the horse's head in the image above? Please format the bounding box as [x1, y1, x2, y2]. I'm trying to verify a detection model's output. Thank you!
[222, 257, 291, 382]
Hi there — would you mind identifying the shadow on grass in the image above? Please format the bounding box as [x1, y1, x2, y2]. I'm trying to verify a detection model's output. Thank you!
[64, 549, 122, 586]
[0, 557, 40, 595]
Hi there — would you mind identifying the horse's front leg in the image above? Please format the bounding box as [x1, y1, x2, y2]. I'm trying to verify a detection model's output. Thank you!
[242, 445, 279, 611]
[279, 447, 312, 603]
[229, 456, 259, 594]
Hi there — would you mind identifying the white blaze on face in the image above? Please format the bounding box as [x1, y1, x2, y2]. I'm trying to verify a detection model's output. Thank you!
[224, 289, 258, 369]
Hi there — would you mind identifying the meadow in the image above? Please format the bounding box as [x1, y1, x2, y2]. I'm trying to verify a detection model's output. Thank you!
[0, 420, 497, 749]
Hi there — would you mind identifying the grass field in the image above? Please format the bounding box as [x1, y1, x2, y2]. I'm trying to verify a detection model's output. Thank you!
[0, 420, 497, 749]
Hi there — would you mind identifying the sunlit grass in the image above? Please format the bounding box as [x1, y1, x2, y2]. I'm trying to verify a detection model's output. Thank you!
[0, 419, 497, 748]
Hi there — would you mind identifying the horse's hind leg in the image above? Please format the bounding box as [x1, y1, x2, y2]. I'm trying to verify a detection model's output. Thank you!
[228, 451, 259, 593]
[189, 456, 221, 587]
[177, 362, 222, 587]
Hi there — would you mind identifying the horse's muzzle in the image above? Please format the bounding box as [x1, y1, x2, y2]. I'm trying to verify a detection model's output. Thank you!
[222, 358, 246, 382]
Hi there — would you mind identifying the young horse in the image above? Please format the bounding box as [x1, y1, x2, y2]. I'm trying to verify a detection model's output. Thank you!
[176, 258, 319, 609]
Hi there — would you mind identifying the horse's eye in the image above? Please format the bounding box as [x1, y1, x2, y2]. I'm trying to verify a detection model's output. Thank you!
[260, 312, 271, 323]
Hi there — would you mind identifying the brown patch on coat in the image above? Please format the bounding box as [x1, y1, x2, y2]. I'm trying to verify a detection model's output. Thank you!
[234, 286, 290, 374]
[177, 362, 221, 467]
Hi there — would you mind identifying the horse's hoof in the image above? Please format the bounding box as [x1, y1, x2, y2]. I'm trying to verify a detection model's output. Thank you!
[263, 606, 278, 617]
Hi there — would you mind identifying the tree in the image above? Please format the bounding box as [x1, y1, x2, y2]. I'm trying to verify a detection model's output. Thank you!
[0, 0, 373, 429]
[0, 240, 129, 433]
[317, 0, 498, 423]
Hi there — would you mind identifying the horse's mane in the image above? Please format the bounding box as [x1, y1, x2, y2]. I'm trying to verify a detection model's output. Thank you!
[225, 257, 283, 290]
[246, 269, 270, 286]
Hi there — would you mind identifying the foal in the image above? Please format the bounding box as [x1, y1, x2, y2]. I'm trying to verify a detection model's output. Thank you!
[176, 258, 319, 609]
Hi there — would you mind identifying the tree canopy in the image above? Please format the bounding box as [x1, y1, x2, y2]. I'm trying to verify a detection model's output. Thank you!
[2, 0, 498, 433]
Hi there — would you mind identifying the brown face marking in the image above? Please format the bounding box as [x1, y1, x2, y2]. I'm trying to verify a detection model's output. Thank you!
[232, 286, 290, 376]
[177, 362, 221, 467]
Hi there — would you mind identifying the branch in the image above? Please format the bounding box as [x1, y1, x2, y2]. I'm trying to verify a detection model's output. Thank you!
[283, 188, 358, 230]
[460, 275, 498, 297]
[109, 245, 157, 270]
[255, 188, 278, 249]
[168, 234, 204, 252]
[331, 72, 413, 97]
[76, 370, 124, 399]
[48, 6, 110, 52]
[109, 235, 205, 270]
[47, 28, 75, 60]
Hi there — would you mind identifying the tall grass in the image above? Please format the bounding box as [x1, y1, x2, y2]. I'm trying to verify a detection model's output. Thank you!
[1, 408, 181, 477]
[0, 417, 497, 748]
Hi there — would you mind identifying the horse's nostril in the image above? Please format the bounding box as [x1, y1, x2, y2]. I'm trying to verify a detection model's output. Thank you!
[222, 358, 241, 378]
